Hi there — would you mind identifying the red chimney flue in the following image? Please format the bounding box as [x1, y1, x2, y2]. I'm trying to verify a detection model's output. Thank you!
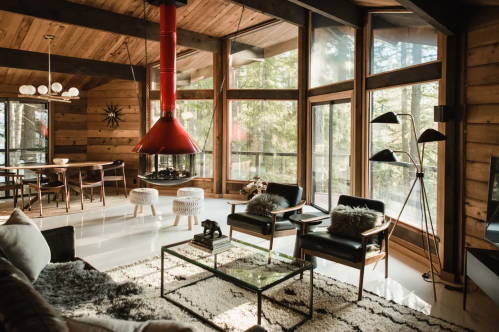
[133, 0, 201, 155]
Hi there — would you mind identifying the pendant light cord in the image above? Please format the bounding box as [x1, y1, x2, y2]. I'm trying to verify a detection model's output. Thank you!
[201, 6, 245, 151]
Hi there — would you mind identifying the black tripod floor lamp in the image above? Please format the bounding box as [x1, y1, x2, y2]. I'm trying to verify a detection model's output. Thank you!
[370, 111, 446, 301]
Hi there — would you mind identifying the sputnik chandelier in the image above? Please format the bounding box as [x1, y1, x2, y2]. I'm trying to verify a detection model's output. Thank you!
[18, 35, 79, 103]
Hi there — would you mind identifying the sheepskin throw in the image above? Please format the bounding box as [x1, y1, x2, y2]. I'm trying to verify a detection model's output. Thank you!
[246, 193, 288, 218]
[327, 205, 383, 244]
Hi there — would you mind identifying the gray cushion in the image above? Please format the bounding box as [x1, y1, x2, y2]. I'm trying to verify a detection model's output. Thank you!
[327, 205, 383, 244]
[0, 209, 51, 282]
[246, 193, 288, 218]
[65, 317, 195, 332]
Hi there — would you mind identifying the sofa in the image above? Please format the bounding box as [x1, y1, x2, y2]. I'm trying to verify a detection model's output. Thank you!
[0, 225, 266, 332]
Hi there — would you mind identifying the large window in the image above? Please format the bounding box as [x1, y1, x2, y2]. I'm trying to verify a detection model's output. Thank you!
[370, 13, 438, 75]
[230, 23, 298, 89]
[152, 51, 213, 90]
[151, 100, 213, 177]
[369, 82, 439, 229]
[310, 13, 355, 88]
[311, 100, 351, 212]
[229, 100, 297, 183]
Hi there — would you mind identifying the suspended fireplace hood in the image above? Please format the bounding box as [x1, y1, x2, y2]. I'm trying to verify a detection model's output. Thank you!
[133, 0, 201, 155]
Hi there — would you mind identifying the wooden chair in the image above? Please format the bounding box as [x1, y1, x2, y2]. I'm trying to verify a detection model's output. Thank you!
[227, 183, 305, 251]
[28, 168, 68, 216]
[0, 172, 24, 210]
[68, 165, 105, 210]
[103, 160, 127, 197]
[298, 195, 390, 301]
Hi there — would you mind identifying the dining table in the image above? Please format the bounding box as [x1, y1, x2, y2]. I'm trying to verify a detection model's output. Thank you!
[0, 161, 114, 210]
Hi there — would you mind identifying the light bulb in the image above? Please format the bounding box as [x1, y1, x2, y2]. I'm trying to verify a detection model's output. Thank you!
[38, 85, 48, 95]
[61, 92, 71, 99]
[19, 85, 27, 94]
[27, 85, 36, 95]
[52, 82, 63, 93]
[68, 87, 79, 97]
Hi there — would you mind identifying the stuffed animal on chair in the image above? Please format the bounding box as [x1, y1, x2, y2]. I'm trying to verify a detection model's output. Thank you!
[201, 219, 222, 239]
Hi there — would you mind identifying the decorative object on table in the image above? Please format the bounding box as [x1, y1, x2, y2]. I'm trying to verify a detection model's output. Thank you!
[191, 233, 231, 253]
[327, 205, 383, 244]
[129, 188, 158, 217]
[101, 103, 124, 128]
[246, 193, 289, 218]
[172, 196, 203, 230]
[52, 158, 69, 165]
[102, 160, 127, 198]
[18, 35, 79, 104]
[240, 176, 267, 200]
[228, 183, 304, 251]
[177, 187, 204, 199]
[370, 111, 446, 301]
[201, 219, 222, 239]
[298, 195, 390, 301]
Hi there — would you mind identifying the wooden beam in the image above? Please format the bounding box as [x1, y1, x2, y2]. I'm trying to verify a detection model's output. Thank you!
[308, 80, 354, 97]
[0, 47, 145, 81]
[288, 0, 362, 29]
[394, 0, 458, 36]
[226, 89, 299, 100]
[0, 0, 221, 53]
[224, 0, 307, 27]
[366, 61, 442, 91]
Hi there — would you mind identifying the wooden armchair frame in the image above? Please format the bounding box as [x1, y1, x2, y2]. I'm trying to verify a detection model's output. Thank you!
[103, 160, 127, 197]
[228, 200, 306, 251]
[300, 215, 391, 301]
[0, 172, 24, 210]
[28, 168, 68, 216]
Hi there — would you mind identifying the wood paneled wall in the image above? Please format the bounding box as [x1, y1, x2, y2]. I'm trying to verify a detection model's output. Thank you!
[53, 98, 88, 163]
[86, 80, 141, 189]
[463, 8, 499, 251]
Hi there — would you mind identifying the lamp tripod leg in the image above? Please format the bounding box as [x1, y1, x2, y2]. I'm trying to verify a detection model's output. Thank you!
[419, 177, 437, 302]
[421, 179, 442, 270]
[374, 176, 418, 270]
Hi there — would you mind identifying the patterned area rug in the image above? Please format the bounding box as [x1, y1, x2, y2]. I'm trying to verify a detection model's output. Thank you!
[34, 248, 473, 332]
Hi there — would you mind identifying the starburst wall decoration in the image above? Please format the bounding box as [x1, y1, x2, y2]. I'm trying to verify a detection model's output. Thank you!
[102, 103, 124, 127]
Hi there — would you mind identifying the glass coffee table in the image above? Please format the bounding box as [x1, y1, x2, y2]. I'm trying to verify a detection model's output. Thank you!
[161, 239, 314, 331]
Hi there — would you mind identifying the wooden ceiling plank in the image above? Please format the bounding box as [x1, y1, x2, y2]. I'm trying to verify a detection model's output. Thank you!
[288, 0, 362, 29]
[0, 47, 146, 81]
[394, 0, 458, 36]
[224, 0, 307, 27]
[0, 0, 222, 53]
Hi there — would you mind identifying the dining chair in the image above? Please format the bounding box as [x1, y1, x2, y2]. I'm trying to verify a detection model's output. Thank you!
[227, 183, 305, 251]
[0, 172, 24, 210]
[68, 165, 105, 210]
[298, 195, 390, 301]
[28, 168, 68, 216]
[102, 160, 127, 197]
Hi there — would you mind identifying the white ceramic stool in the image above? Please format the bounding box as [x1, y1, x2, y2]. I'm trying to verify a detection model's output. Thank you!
[177, 187, 204, 199]
[172, 196, 204, 230]
[130, 188, 159, 217]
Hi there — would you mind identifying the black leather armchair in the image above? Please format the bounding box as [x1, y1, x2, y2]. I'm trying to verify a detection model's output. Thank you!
[227, 183, 305, 250]
[299, 195, 390, 301]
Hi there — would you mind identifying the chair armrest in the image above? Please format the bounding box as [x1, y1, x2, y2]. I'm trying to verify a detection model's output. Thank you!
[41, 226, 76, 263]
[361, 220, 391, 238]
[227, 201, 250, 206]
[300, 215, 329, 223]
[270, 200, 306, 215]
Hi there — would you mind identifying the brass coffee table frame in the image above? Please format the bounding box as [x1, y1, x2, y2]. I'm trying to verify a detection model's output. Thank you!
[161, 239, 314, 331]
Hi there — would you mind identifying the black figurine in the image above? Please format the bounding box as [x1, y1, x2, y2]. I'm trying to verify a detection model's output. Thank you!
[201, 219, 222, 239]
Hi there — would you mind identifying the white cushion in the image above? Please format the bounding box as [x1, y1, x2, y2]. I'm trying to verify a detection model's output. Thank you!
[0, 209, 51, 282]
[172, 197, 204, 216]
[177, 187, 204, 199]
[130, 188, 159, 205]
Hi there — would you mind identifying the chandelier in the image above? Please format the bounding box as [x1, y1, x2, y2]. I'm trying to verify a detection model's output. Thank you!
[18, 35, 79, 103]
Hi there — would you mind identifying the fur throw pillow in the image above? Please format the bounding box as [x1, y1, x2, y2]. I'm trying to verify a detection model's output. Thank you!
[327, 205, 383, 244]
[246, 193, 289, 218]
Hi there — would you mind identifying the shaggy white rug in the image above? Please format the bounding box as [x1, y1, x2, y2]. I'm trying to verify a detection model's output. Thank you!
[34, 248, 474, 332]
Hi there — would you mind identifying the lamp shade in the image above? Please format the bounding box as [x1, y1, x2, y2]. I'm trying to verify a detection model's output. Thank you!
[369, 149, 398, 162]
[371, 112, 401, 124]
[417, 128, 447, 143]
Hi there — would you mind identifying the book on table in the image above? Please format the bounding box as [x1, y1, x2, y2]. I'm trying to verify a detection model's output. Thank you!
[189, 240, 232, 254]
[193, 234, 230, 249]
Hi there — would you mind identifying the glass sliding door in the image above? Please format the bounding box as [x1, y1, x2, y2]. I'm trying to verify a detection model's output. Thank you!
[311, 100, 351, 212]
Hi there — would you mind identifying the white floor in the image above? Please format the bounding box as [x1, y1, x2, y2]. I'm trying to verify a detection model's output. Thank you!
[28, 196, 499, 332]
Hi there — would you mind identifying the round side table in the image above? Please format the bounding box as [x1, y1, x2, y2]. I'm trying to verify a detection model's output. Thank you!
[290, 213, 330, 267]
